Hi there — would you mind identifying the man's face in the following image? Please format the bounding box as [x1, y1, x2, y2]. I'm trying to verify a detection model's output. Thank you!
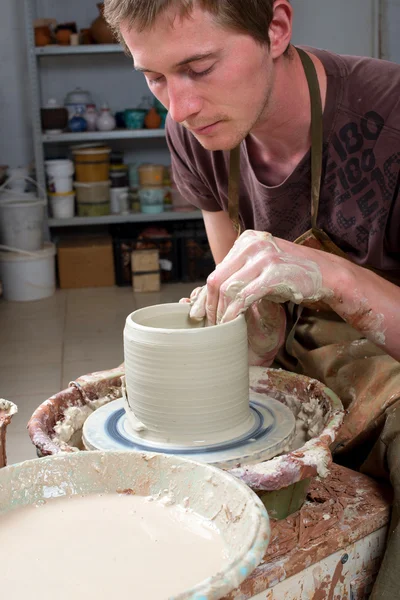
[121, 7, 274, 151]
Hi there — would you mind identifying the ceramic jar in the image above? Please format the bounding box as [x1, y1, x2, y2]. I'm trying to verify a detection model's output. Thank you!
[144, 108, 162, 129]
[90, 3, 117, 44]
[123, 303, 252, 446]
[83, 105, 98, 131]
[41, 99, 69, 134]
[96, 104, 116, 131]
[34, 26, 52, 47]
[68, 114, 87, 133]
[124, 109, 146, 130]
[64, 88, 93, 119]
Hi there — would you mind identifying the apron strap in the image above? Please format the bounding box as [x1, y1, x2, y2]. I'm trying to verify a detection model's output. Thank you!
[296, 47, 324, 231]
[228, 144, 242, 236]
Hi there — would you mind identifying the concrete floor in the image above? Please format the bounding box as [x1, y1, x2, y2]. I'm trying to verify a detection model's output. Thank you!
[0, 283, 196, 465]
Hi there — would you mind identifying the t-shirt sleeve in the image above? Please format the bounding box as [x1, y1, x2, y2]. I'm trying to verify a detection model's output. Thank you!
[165, 115, 223, 212]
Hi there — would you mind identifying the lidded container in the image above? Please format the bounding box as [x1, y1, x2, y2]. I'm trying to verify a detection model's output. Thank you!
[74, 180, 110, 216]
[72, 145, 111, 183]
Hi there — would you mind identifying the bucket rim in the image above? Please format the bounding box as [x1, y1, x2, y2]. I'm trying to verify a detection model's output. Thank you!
[0, 242, 56, 262]
[72, 147, 111, 156]
[0, 196, 47, 207]
[74, 180, 111, 188]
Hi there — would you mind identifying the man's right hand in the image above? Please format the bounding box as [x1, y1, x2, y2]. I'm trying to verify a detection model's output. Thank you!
[180, 287, 286, 367]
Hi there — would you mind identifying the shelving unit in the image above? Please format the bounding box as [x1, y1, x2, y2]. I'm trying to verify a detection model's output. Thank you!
[48, 211, 203, 227]
[42, 129, 166, 143]
[23, 0, 201, 230]
[35, 44, 125, 56]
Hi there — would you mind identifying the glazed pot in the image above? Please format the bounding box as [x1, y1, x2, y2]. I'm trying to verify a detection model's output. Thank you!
[96, 104, 116, 131]
[124, 108, 146, 129]
[64, 87, 93, 119]
[91, 3, 118, 44]
[144, 107, 162, 129]
[41, 107, 68, 133]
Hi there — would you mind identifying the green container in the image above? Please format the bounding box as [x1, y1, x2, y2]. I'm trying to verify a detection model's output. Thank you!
[256, 478, 311, 520]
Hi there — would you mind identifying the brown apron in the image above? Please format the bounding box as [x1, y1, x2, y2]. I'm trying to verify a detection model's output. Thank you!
[228, 47, 400, 596]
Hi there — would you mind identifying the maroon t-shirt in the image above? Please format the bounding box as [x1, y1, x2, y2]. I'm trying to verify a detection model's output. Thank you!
[166, 47, 400, 276]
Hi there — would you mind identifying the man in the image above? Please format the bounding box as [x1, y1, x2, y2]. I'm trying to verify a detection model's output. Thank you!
[104, 1, 399, 597]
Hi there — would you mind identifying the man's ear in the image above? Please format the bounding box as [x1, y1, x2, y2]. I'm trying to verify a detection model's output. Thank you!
[269, 0, 293, 59]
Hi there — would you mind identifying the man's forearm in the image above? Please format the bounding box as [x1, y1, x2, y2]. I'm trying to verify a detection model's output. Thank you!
[276, 237, 400, 360]
[325, 260, 400, 361]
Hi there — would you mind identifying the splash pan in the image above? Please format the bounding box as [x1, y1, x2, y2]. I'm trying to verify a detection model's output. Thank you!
[0, 451, 269, 600]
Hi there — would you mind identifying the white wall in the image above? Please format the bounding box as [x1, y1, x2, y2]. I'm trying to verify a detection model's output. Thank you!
[1, 0, 399, 170]
[381, 0, 400, 62]
[291, 0, 378, 56]
[0, 1, 32, 168]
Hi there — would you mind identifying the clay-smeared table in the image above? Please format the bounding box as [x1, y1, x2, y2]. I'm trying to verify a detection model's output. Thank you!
[224, 464, 391, 599]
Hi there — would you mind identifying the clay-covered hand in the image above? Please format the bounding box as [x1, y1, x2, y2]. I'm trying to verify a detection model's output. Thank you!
[190, 230, 327, 324]
[180, 288, 286, 367]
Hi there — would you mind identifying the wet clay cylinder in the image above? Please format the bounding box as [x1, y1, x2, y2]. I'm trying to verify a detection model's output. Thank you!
[123, 303, 253, 446]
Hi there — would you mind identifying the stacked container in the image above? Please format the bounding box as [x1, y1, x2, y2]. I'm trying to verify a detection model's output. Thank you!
[138, 164, 166, 214]
[72, 145, 111, 216]
[0, 176, 56, 301]
[45, 159, 75, 219]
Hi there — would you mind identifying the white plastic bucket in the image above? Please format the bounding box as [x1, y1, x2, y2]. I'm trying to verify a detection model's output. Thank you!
[0, 178, 47, 252]
[45, 160, 74, 193]
[49, 192, 75, 219]
[49, 176, 73, 193]
[45, 159, 74, 177]
[0, 242, 56, 301]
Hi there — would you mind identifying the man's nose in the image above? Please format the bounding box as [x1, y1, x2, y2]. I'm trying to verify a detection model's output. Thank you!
[165, 79, 203, 124]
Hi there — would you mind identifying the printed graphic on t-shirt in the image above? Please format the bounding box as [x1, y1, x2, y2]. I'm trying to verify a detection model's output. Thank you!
[320, 110, 400, 254]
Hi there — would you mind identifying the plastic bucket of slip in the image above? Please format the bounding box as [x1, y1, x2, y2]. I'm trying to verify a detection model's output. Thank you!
[0, 177, 46, 251]
[49, 192, 75, 219]
[0, 243, 56, 301]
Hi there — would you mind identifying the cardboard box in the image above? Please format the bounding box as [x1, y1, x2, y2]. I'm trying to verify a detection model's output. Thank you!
[58, 236, 115, 289]
[131, 249, 160, 293]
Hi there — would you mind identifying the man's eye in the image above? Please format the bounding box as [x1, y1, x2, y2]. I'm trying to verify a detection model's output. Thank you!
[148, 75, 165, 85]
[187, 66, 214, 78]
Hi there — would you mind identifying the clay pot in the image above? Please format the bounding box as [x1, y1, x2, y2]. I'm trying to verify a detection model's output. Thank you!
[80, 28, 93, 45]
[90, 3, 117, 44]
[34, 25, 51, 47]
[123, 303, 251, 446]
[144, 108, 162, 129]
[56, 29, 71, 45]
[41, 107, 69, 133]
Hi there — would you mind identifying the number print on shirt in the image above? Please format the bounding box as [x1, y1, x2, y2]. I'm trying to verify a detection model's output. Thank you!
[321, 111, 399, 252]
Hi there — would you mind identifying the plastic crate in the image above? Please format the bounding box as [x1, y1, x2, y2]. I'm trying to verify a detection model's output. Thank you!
[113, 231, 179, 287]
[179, 229, 215, 283]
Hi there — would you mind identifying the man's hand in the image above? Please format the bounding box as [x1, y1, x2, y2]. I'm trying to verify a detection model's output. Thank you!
[185, 229, 400, 361]
[181, 285, 286, 367]
[190, 230, 329, 324]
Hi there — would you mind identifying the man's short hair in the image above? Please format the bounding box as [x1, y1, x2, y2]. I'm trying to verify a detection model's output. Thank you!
[104, 0, 276, 53]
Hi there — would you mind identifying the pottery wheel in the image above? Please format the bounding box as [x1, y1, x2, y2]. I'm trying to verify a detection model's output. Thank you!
[83, 391, 296, 469]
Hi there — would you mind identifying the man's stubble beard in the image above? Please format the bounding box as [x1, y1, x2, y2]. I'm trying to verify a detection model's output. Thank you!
[195, 76, 274, 152]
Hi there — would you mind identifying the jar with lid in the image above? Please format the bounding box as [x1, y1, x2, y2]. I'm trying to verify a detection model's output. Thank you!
[109, 164, 129, 188]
